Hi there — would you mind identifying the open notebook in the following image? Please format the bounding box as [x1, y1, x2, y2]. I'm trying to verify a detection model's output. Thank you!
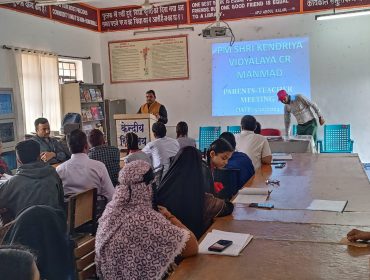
[233, 188, 271, 204]
[199, 230, 253, 256]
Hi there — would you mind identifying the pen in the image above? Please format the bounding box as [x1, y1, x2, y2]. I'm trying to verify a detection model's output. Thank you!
[266, 190, 272, 200]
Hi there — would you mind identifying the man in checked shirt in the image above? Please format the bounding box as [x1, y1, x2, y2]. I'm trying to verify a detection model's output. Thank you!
[277, 89, 325, 142]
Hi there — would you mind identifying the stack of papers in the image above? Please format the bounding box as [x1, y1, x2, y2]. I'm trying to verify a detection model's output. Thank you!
[306, 199, 348, 212]
[199, 230, 253, 256]
[233, 188, 271, 204]
[272, 153, 293, 161]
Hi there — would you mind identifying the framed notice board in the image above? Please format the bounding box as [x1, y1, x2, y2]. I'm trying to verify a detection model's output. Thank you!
[108, 35, 189, 83]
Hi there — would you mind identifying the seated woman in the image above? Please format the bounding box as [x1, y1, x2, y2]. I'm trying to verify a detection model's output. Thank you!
[123, 132, 152, 166]
[0, 245, 40, 280]
[95, 160, 198, 280]
[219, 132, 255, 194]
[157, 146, 234, 239]
[205, 138, 236, 198]
[2, 205, 73, 280]
[176, 121, 196, 149]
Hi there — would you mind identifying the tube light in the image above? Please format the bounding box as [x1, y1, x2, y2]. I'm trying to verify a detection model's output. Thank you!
[315, 9, 370, 21]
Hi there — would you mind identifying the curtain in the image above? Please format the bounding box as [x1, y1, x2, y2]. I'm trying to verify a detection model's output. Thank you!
[40, 55, 61, 132]
[13, 52, 61, 134]
[10, 50, 26, 141]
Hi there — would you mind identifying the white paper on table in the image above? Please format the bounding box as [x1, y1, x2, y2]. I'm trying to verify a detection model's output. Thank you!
[233, 194, 268, 204]
[238, 187, 271, 195]
[272, 153, 293, 161]
[199, 230, 253, 256]
[306, 199, 348, 212]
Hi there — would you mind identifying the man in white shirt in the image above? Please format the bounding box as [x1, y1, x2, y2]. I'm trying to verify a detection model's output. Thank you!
[142, 122, 179, 175]
[235, 115, 272, 170]
[56, 130, 115, 201]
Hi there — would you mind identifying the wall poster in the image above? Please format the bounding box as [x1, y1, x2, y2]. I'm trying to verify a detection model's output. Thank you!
[108, 35, 189, 83]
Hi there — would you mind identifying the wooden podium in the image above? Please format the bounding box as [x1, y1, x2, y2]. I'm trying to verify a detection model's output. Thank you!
[114, 113, 156, 150]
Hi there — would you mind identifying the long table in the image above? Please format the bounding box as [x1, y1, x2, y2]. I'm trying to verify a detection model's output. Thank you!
[170, 153, 370, 279]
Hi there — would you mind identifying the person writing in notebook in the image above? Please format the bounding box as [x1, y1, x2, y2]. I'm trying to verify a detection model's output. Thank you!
[277, 89, 325, 141]
[347, 229, 370, 242]
[137, 90, 168, 124]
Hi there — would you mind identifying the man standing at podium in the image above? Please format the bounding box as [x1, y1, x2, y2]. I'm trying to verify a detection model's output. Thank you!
[277, 89, 325, 141]
[137, 90, 168, 124]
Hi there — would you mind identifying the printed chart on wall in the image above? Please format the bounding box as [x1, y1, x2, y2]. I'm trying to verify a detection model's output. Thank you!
[212, 36, 310, 116]
[109, 35, 189, 83]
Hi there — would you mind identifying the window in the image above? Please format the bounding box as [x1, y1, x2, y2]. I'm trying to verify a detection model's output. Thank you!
[58, 61, 77, 83]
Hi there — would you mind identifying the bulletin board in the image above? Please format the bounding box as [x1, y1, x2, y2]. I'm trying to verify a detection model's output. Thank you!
[108, 35, 189, 83]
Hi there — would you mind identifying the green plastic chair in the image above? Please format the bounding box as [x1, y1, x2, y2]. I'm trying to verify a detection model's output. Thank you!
[292, 124, 298, 136]
[317, 124, 353, 153]
[227, 126, 241, 135]
[199, 126, 221, 152]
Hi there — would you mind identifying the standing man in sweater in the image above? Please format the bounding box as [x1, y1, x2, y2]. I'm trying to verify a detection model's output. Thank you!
[137, 90, 168, 124]
[277, 90, 325, 141]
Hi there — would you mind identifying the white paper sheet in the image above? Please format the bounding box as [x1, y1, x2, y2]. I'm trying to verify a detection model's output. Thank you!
[233, 194, 268, 204]
[306, 199, 348, 212]
[238, 187, 271, 195]
[272, 153, 293, 161]
[199, 230, 253, 256]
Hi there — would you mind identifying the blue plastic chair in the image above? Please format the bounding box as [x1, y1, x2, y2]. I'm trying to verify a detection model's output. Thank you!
[199, 126, 221, 152]
[317, 124, 354, 153]
[227, 126, 241, 135]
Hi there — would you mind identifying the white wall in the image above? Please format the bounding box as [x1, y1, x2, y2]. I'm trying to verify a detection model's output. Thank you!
[100, 13, 370, 162]
[0, 8, 101, 86]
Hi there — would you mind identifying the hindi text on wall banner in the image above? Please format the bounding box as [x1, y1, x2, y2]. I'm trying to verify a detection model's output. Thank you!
[50, 4, 99, 31]
[109, 35, 189, 83]
[190, 0, 299, 23]
[2, 1, 50, 18]
[100, 3, 187, 32]
[303, 0, 370, 12]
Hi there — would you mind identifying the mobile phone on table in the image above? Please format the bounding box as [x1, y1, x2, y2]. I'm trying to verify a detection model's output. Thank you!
[208, 240, 233, 252]
[249, 203, 274, 209]
[275, 163, 286, 169]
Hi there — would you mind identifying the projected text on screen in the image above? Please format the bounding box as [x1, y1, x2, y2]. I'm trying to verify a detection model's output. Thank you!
[212, 37, 310, 116]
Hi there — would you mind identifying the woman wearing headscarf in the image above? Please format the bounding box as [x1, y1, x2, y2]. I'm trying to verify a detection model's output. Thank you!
[157, 146, 234, 239]
[2, 205, 74, 280]
[95, 160, 198, 280]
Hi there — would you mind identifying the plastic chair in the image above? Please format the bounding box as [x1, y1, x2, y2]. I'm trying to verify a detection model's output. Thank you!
[199, 126, 221, 152]
[227, 126, 241, 134]
[260, 128, 281, 136]
[317, 124, 354, 153]
[292, 124, 298, 136]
